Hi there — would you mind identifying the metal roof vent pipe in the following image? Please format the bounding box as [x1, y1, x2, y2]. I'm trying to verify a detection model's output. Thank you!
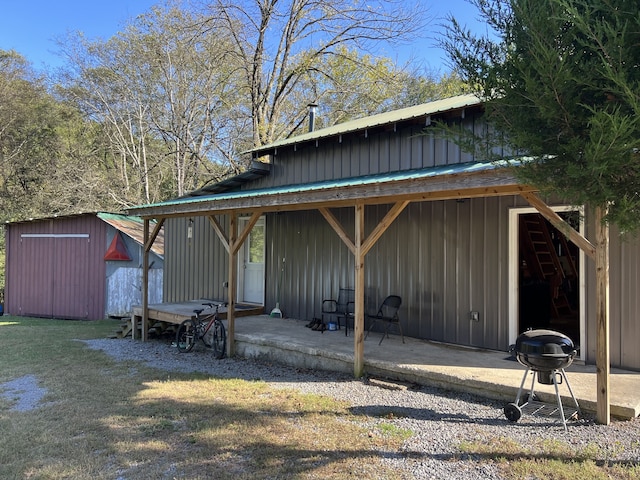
[308, 103, 318, 132]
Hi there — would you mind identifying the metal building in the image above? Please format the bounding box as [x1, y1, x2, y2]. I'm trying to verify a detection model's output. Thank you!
[128, 94, 640, 373]
[4, 212, 164, 319]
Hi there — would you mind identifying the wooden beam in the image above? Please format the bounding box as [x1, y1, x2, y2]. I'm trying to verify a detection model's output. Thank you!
[208, 215, 229, 253]
[231, 211, 262, 255]
[144, 218, 165, 253]
[142, 219, 150, 342]
[129, 171, 533, 219]
[361, 200, 409, 256]
[140, 217, 165, 341]
[354, 203, 365, 377]
[520, 192, 596, 259]
[318, 207, 355, 254]
[227, 213, 238, 357]
[595, 206, 610, 425]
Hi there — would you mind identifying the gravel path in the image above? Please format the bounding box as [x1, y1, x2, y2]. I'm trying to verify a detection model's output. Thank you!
[0, 374, 49, 412]
[83, 337, 640, 479]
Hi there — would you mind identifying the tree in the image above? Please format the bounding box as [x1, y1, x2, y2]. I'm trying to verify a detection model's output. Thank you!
[60, 1, 435, 197]
[60, 5, 245, 199]
[389, 70, 470, 110]
[442, 0, 640, 233]
[269, 47, 468, 134]
[0, 50, 63, 219]
[203, 0, 429, 146]
[443, 0, 640, 426]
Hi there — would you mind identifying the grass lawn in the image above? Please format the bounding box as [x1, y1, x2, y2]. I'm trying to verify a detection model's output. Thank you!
[0, 317, 407, 479]
[2, 317, 639, 480]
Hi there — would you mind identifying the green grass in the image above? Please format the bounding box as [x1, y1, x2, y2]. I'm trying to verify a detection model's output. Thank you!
[0, 317, 407, 479]
[2, 317, 639, 479]
[457, 436, 640, 480]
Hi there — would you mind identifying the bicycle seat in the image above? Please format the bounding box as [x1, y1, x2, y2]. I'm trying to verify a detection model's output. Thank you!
[193, 308, 204, 315]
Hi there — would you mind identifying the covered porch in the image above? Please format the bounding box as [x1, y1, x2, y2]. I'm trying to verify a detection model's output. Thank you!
[129, 159, 618, 423]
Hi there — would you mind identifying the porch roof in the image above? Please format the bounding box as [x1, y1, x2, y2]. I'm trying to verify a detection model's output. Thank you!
[127, 159, 533, 219]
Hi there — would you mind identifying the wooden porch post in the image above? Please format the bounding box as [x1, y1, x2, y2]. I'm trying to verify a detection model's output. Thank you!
[227, 213, 238, 357]
[142, 219, 149, 342]
[140, 218, 165, 341]
[595, 206, 610, 425]
[354, 203, 365, 377]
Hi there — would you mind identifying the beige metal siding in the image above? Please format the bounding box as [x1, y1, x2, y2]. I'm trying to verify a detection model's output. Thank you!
[605, 225, 640, 370]
[248, 115, 484, 191]
[264, 196, 513, 350]
[164, 216, 229, 303]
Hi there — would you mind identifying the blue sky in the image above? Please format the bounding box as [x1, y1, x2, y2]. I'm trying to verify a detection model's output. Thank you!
[0, 0, 486, 73]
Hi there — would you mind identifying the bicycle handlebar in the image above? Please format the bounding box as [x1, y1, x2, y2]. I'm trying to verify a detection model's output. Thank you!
[202, 301, 228, 308]
[193, 301, 228, 315]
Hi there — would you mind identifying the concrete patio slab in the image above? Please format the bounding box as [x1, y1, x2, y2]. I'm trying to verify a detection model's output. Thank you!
[232, 315, 640, 420]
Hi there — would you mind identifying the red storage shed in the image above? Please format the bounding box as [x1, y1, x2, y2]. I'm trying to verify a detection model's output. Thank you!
[4, 212, 164, 320]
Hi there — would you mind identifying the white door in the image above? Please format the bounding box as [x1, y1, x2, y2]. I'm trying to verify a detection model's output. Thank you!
[239, 217, 265, 304]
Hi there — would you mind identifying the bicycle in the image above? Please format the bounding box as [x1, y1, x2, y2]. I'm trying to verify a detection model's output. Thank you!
[175, 301, 227, 358]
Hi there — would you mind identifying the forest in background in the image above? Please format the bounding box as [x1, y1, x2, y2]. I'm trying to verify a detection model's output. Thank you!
[0, 0, 467, 290]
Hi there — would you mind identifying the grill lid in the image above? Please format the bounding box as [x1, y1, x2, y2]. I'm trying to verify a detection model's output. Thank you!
[515, 329, 575, 356]
[512, 329, 578, 371]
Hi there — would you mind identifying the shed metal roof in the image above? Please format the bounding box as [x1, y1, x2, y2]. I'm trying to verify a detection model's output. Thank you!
[97, 213, 164, 257]
[248, 94, 482, 155]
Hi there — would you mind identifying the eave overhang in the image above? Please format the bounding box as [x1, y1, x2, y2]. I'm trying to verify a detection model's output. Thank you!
[127, 161, 534, 220]
[247, 94, 483, 157]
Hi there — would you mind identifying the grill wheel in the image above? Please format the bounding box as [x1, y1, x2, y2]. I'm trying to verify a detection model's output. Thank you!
[504, 402, 522, 422]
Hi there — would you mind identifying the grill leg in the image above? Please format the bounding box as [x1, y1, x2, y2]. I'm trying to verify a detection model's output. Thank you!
[560, 368, 582, 417]
[514, 368, 531, 405]
[526, 369, 537, 403]
[552, 371, 569, 432]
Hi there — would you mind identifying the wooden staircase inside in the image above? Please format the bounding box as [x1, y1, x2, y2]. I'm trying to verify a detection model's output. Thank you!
[520, 214, 578, 318]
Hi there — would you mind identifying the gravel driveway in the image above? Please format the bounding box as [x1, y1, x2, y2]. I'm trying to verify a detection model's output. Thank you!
[82, 337, 640, 479]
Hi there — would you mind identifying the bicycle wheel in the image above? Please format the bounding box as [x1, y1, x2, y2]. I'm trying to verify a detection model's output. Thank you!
[211, 320, 226, 359]
[176, 318, 197, 352]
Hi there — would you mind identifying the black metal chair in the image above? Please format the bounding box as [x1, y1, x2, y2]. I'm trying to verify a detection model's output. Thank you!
[366, 295, 403, 345]
[322, 287, 355, 336]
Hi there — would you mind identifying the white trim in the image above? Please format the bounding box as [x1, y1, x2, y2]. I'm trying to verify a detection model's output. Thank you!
[508, 205, 585, 360]
[21, 233, 89, 238]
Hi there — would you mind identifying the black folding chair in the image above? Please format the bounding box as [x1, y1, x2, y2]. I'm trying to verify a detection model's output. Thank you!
[322, 287, 354, 336]
[365, 295, 403, 345]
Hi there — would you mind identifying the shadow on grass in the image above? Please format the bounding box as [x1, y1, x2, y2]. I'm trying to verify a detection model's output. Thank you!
[0, 318, 407, 479]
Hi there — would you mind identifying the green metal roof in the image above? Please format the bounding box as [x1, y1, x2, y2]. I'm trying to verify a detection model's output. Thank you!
[248, 94, 482, 155]
[97, 213, 165, 257]
[128, 160, 514, 215]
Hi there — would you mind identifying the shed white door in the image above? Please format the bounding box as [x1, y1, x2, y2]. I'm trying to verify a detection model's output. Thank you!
[238, 217, 265, 304]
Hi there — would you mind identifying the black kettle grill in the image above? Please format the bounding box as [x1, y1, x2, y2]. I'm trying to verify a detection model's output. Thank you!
[504, 329, 581, 431]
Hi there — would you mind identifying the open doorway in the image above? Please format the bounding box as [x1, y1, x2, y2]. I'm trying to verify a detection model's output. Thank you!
[509, 207, 585, 354]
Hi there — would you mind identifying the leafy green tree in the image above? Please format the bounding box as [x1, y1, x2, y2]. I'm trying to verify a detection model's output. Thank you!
[442, 0, 640, 233]
[0, 50, 62, 220]
[390, 70, 470, 109]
